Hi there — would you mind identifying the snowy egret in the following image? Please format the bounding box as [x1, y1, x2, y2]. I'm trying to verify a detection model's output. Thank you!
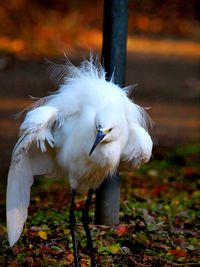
[6, 57, 153, 267]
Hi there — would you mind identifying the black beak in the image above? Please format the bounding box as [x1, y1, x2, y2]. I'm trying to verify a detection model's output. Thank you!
[89, 130, 106, 156]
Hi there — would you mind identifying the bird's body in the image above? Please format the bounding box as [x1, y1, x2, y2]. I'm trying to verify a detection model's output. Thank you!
[6, 58, 153, 252]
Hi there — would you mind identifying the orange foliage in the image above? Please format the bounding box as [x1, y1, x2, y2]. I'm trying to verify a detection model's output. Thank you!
[0, 1, 199, 57]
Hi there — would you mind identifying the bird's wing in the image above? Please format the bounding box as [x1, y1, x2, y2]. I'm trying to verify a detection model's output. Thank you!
[121, 98, 153, 169]
[46, 59, 72, 88]
[7, 154, 33, 247]
[134, 104, 154, 131]
[124, 98, 154, 131]
[121, 123, 153, 170]
[7, 105, 63, 247]
[122, 84, 138, 99]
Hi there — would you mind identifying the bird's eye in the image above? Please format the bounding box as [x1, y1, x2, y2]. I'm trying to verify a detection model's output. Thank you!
[96, 124, 102, 130]
[108, 128, 112, 132]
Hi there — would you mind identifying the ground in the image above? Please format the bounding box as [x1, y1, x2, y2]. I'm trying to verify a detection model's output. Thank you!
[0, 144, 200, 266]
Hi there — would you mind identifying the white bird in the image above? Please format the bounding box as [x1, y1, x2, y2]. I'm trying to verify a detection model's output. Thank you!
[6, 57, 153, 267]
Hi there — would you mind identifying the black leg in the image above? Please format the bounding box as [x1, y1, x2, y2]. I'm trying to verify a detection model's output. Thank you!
[69, 189, 79, 267]
[82, 189, 96, 267]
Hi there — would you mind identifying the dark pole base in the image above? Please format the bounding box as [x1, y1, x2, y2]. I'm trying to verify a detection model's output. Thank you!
[95, 174, 121, 225]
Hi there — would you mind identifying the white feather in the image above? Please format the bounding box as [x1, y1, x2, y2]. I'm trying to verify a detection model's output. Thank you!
[7, 155, 33, 247]
[121, 123, 153, 169]
[7, 105, 63, 246]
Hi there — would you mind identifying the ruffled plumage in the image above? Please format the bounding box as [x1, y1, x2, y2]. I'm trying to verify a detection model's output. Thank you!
[7, 57, 153, 247]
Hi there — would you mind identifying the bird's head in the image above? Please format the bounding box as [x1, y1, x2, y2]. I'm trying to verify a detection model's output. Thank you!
[89, 105, 127, 155]
[89, 124, 114, 155]
[89, 110, 124, 156]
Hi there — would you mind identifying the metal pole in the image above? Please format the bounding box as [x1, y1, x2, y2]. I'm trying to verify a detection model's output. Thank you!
[95, 0, 128, 225]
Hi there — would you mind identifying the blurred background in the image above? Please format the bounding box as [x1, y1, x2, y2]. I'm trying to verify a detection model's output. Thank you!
[0, 3, 200, 264]
[0, 0, 199, 178]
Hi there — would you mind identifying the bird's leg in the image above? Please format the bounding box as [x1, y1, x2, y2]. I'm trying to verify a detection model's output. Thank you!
[82, 189, 96, 267]
[69, 189, 79, 267]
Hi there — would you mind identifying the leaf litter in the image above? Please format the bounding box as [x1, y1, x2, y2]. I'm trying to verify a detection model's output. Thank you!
[0, 144, 199, 266]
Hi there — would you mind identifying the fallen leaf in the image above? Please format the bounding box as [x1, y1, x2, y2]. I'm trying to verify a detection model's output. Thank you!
[116, 225, 129, 236]
[30, 225, 49, 232]
[107, 243, 121, 254]
[151, 185, 167, 196]
[38, 231, 47, 240]
[97, 246, 108, 253]
[168, 247, 187, 257]
[80, 257, 90, 267]
[76, 200, 86, 209]
[40, 245, 64, 255]
[66, 252, 74, 263]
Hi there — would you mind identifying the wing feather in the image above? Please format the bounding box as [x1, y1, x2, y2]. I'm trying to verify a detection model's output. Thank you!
[122, 99, 153, 167]
[7, 155, 33, 246]
[6, 105, 63, 246]
[135, 104, 154, 131]
[46, 59, 72, 88]
[121, 123, 153, 170]
[124, 98, 154, 131]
